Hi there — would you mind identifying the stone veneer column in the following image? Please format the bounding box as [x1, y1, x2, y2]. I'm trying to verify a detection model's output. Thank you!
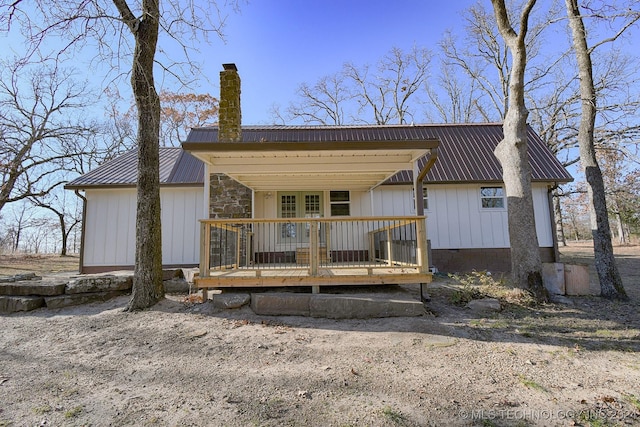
[209, 174, 252, 219]
[218, 63, 242, 143]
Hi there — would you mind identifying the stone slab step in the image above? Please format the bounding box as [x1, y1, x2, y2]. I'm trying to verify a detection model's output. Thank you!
[0, 296, 45, 313]
[251, 292, 425, 319]
[45, 290, 129, 309]
[0, 281, 66, 296]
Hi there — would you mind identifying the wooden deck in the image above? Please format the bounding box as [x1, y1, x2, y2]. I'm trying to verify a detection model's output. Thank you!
[196, 266, 432, 288]
[196, 216, 431, 296]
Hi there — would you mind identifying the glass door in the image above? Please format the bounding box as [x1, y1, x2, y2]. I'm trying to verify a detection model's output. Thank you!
[278, 192, 323, 244]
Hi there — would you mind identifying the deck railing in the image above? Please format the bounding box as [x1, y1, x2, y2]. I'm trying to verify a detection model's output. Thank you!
[199, 216, 428, 278]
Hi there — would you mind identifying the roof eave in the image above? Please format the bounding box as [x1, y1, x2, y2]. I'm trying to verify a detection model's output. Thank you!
[182, 139, 440, 153]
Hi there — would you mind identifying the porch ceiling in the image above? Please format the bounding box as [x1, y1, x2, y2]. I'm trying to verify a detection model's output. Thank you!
[183, 141, 438, 191]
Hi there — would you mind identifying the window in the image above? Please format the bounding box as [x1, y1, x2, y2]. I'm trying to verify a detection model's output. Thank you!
[330, 191, 350, 216]
[422, 187, 429, 210]
[277, 192, 324, 242]
[280, 194, 297, 239]
[480, 187, 505, 208]
[411, 187, 429, 211]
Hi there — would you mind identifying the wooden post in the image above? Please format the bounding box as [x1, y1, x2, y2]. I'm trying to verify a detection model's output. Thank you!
[415, 218, 428, 274]
[200, 222, 211, 278]
[199, 221, 211, 301]
[235, 225, 241, 270]
[310, 221, 319, 276]
[310, 221, 319, 294]
[386, 228, 393, 266]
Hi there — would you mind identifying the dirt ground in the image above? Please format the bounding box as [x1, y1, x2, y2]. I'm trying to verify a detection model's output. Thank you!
[1, 243, 639, 427]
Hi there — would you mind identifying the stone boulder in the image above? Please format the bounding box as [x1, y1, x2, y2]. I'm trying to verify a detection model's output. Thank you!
[212, 293, 250, 309]
[0, 280, 66, 296]
[0, 272, 42, 283]
[0, 295, 45, 313]
[65, 276, 132, 294]
[45, 290, 128, 309]
[163, 278, 190, 293]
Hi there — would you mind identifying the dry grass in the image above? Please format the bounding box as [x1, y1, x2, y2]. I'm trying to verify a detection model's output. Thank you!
[0, 253, 79, 276]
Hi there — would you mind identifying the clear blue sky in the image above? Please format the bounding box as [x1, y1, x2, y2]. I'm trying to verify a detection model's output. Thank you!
[195, 0, 469, 124]
[3, 0, 637, 126]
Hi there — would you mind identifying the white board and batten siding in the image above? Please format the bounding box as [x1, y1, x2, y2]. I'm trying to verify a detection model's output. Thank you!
[371, 184, 554, 249]
[83, 187, 204, 269]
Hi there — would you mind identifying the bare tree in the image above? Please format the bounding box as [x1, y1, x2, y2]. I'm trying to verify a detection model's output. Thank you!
[159, 91, 218, 146]
[564, 0, 638, 300]
[439, 8, 510, 121]
[424, 59, 484, 123]
[0, 202, 32, 252]
[0, 59, 96, 214]
[29, 189, 82, 256]
[287, 73, 352, 125]
[604, 147, 640, 240]
[490, 0, 548, 301]
[345, 46, 432, 125]
[284, 46, 432, 125]
[113, 0, 165, 310]
[109, 90, 219, 147]
[4, 0, 233, 310]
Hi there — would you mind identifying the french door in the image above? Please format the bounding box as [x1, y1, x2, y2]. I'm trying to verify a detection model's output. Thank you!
[278, 192, 324, 244]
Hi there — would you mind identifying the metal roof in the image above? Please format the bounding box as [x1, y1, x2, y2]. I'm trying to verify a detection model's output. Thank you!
[384, 124, 572, 184]
[186, 124, 572, 184]
[186, 124, 456, 144]
[65, 147, 204, 189]
[65, 123, 572, 190]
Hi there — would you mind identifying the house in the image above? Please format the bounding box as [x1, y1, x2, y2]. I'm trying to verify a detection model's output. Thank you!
[65, 64, 572, 293]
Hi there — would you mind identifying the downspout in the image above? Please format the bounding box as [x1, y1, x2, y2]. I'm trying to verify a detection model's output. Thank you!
[74, 189, 87, 274]
[548, 184, 560, 262]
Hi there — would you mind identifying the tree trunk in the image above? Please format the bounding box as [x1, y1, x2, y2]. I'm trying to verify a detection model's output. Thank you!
[491, 0, 548, 302]
[58, 213, 67, 256]
[552, 189, 566, 247]
[565, 0, 627, 300]
[115, 0, 165, 310]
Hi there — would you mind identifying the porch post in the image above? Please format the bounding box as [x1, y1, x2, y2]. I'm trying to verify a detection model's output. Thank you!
[310, 220, 320, 294]
[203, 164, 210, 218]
[415, 219, 428, 274]
[414, 160, 429, 301]
[199, 221, 211, 300]
[413, 162, 424, 216]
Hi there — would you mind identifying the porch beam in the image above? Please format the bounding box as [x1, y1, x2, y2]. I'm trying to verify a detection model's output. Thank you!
[231, 174, 391, 183]
[209, 162, 413, 174]
[183, 139, 439, 153]
[209, 153, 415, 165]
[195, 272, 433, 289]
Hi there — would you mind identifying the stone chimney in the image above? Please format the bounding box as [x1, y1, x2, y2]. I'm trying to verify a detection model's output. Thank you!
[218, 63, 242, 142]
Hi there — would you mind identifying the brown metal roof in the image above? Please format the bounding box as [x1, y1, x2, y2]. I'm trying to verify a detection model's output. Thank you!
[65, 147, 204, 189]
[66, 124, 572, 189]
[384, 124, 573, 183]
[186, 124, 572, 184]
[186, 124, 449, 144]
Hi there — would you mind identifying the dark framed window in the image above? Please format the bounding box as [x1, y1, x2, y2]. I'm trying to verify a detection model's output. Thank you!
[330, 191, 350, 216]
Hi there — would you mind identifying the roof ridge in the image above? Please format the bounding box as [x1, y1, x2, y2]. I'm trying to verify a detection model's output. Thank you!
[191, 123, 506, 130]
